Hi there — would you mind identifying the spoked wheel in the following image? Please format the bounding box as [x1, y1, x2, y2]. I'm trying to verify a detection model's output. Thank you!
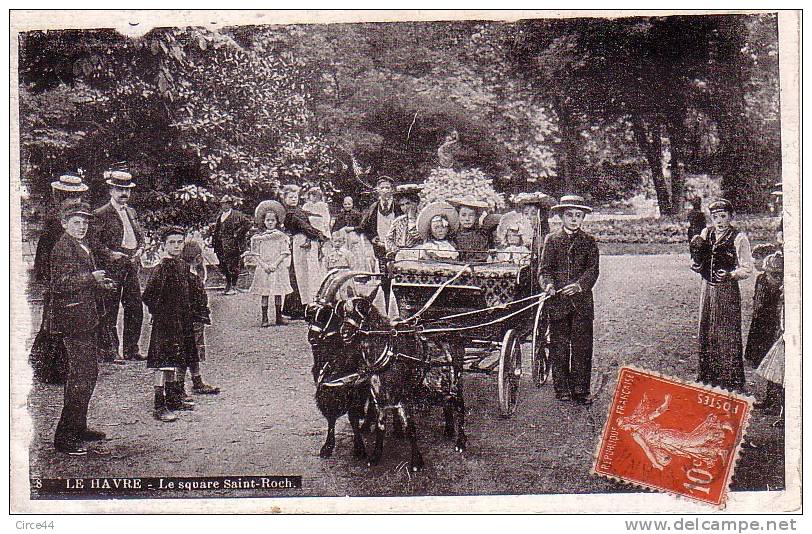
[498, 329, 522, 417]
[531, 302, 551, 387]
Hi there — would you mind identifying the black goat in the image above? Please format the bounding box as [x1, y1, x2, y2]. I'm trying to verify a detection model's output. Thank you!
[307, 271, 370, 460]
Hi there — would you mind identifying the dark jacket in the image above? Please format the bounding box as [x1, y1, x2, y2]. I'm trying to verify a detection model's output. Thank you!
[332, 208, 362, 232]
[539, 229, 600, 321]
[455, 228, 490, 262]
[48, 234, 105, 336]
[212, 209, 251, 260]
[33, 211, 64, 284]
[357, 200, 395, 240]
[142, 257, 196, 369]
[187, 271, 211, 325]
[284, 207, 328, 241]
[91, 202, 145, 268]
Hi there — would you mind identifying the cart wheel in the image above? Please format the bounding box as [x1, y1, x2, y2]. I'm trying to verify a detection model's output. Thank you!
[531, 303, 551, 387]
[498, 329, 522, 417]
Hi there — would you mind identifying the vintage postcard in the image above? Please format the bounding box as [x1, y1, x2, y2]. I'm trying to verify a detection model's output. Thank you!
[9, 9, 801, 514]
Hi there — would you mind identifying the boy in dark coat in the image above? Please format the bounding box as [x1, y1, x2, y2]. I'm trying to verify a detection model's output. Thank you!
[540, 195, 600, 405]
[50, 201, 116, 455]
[142, 227, 196, 422]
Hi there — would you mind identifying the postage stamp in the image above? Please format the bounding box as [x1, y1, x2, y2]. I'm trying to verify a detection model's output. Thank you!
[593, 366, 753, 507]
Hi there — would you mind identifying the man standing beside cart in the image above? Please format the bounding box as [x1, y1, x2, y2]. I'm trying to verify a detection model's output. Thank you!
[539, 195, 600, 405]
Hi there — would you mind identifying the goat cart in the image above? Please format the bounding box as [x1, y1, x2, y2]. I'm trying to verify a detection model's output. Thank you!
[389, 258, 552, 417]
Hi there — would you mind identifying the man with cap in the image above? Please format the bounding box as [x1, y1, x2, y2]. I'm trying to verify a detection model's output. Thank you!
[30, 174, 88, 384]
[50, 200, 116, 454]
[212, 194, 252, 295]
[358, 176, 398, 302]
[91, 170, 146, 362]
[358, 176, 397, 257]
[539, 194, 600, 405]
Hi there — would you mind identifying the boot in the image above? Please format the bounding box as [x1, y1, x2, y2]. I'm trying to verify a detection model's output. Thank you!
[192, 374, 221, 395]
[261, 305, 270, 328]
[166, 381, 195, 411]
[179, 377, 196, 404]
[275, 304, 288, 325]
[153, 387, 178, 423]
[755, 382, 783, 415]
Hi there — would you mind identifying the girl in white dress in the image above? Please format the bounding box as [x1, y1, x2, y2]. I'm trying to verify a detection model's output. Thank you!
[244, 202, 292, 327]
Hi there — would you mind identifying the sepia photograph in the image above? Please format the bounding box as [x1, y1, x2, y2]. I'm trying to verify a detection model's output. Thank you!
[9, 9, 801, 514]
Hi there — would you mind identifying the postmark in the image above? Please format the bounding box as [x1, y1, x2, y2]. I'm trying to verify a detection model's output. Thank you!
[593, 367, 753, 507]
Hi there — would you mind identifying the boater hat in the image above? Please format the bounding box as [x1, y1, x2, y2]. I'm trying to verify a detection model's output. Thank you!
[416, 201, 459, 241]
[551, 194, 593, 213]
[254, 200, 287, 227]
[104, 170, 136, 188]
[51, 174, 89, 193]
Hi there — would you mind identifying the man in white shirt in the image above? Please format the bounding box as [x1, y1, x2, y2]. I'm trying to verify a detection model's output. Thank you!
[90, 171, 146, 362]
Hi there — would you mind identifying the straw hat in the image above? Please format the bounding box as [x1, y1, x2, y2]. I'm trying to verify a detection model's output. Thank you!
[551, 194, 593, 213]
[496, 211, 532, 245]
[416, 201, 459, 240]
[449, 196, 490, 211]
[512, 191, 556, 209]
[394, 184, 423, 203]
[104, 170, 136, 188]
[51, 174, 89, 193]
[254, 200, 287, 227]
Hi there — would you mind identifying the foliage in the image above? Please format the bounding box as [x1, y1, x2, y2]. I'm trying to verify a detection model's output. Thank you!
[420, 167, 505, 209]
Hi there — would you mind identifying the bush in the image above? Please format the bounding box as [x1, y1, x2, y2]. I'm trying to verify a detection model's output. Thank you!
[580, 215, 779, 245]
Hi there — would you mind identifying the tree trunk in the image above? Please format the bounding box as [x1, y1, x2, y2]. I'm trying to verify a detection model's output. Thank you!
[552, 97, 578, 193]
[632, 115, 672, 216]
[666, 109, 688, 215]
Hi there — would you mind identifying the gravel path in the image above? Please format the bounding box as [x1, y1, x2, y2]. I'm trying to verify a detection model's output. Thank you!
[25, 254, 785, 498]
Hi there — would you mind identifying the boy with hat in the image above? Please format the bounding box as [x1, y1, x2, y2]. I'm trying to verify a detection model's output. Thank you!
[91, 170, 145, 362]
[50, 200, 116, 454]
[539, 195, 600, 405]
[141, 226, 197, 422]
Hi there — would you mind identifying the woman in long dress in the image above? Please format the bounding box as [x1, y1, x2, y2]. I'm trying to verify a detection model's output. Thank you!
[280, 185, 329, 318]
[689, 199, 753, 392]
[301, 186, 331, 303]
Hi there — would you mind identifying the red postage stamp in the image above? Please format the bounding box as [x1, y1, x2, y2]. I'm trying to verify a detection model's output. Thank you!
[593, 367, 753, 507]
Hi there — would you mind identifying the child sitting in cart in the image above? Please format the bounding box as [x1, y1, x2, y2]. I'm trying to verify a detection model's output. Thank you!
[491, 224, 531, 266]
[396, 201, 459, 261]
